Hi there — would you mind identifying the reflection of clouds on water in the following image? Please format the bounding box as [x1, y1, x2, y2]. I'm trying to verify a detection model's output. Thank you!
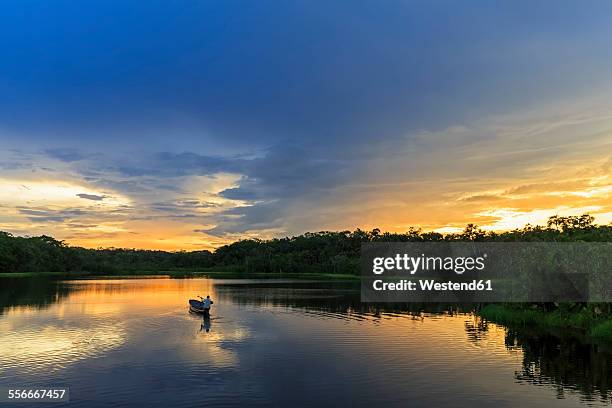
[0, 318, 125, 375]
[170, 313, 252, 370]
[201, 326, 250, 344]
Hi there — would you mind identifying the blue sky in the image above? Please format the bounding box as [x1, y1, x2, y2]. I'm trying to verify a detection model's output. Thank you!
[1, 0, 611, 249]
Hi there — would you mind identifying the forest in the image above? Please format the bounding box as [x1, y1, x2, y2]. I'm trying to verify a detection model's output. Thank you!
[0, 214, 609, 275]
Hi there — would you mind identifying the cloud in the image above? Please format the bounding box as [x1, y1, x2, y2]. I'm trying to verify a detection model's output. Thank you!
[18, 208, 85, 223]
[218, 186, 258, 201]
[114, 152, 242, 178]
[208, 143, 353, 233]
[44, 148, 88, 163]
[458, 194, 506, 203]
[204, 201, 286, 236]
[34, 143, 354, 237]
[2, 89, 611, 247]
[230, 145, 350, 198]
[76, 193, 107, 201]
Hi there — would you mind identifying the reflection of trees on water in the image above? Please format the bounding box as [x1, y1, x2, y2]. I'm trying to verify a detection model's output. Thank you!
[511, 329, 612, 404]
[0, 277, 70, 314]
[463, 314, 490, 343]
[468, 315, 612, 404]
[214, 281, 469, 318]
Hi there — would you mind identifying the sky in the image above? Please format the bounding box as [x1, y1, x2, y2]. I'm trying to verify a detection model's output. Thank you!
[1, 0, 611, 250]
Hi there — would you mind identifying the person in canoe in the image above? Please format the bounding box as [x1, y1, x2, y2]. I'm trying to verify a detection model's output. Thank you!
[200, 295, 213, 317]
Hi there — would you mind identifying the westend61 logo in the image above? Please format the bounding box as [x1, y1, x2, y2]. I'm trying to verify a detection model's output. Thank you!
[372, 253, 487, 275]
[361, 242, 611, 303]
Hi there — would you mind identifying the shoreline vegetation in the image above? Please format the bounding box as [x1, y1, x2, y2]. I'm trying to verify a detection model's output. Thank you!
[1, 214, 611, 342]
[479, 304, 612, 345]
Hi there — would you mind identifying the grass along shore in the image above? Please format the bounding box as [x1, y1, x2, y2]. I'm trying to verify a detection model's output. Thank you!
[479, 304, 612, 343]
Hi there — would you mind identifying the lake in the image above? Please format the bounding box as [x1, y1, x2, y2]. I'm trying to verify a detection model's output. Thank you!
[1, 277, 611, 407]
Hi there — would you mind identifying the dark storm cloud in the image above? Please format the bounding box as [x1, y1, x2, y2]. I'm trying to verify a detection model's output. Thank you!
[208, 143, 353, 233]
[205, 201, 286, 236]
[219, 144, 350, 200]
[40, 144, 351, 227]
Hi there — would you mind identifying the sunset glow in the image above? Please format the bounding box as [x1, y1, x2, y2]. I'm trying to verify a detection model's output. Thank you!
[1, 1, 611, 249]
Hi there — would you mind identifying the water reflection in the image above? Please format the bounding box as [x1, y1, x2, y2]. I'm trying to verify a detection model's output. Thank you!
[0, 318, 126, 374]
[199, 314, 212, 332]
[0, 277, 70, 314]
[215, 279, 612, 406]
[213, 279, 466, 321]
[0, 277, 610, 407]
[511, 328, 612, 404]
[469, 315, 612, 405]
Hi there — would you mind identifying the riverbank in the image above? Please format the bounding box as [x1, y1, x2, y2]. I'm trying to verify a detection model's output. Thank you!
[479, 304, 612, 343]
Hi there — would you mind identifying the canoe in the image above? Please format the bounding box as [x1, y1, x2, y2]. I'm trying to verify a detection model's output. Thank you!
[189, 299, 209, 315]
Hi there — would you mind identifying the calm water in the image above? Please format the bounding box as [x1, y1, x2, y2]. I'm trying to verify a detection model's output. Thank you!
[1, 277, 611, 407]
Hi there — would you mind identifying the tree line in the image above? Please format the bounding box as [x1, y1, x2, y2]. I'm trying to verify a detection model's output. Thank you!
[0, 214, 610, 275]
